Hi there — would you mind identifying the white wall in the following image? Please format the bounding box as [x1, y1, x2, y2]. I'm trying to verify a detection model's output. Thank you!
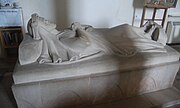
[18, 0, 180, 31]
[19, 0, 180, 31]
[19, 0, 135, 31]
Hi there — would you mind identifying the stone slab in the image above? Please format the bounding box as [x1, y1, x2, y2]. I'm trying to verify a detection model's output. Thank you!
[13, 45, 180, 85]
[78, 87, 180, 108]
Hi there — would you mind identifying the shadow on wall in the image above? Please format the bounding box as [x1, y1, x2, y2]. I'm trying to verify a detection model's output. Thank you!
[22, 0, 122, 31]
[53, 0, 69, 30]
[53, 0, 110, 29]
[133, 0, 144, 8]
[132, 0, 144, 26]
[53, 0, 88, 30]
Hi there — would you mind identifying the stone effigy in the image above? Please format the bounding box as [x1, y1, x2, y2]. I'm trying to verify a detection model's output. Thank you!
[19, 14, 167, 65]
[12, 14, 180, 108]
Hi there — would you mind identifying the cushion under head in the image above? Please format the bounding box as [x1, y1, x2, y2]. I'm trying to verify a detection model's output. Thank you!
[144, 24, 153, 33]
[142, 20, 167, 45]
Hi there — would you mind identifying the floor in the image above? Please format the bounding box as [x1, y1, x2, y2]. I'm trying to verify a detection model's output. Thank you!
[0, 58, 17, 108]
[0, 73, 16, 108]
[0, 45, 180, 108]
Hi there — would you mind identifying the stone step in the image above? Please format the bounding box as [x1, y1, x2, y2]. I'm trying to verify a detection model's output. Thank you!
[76, 87, 180, 108]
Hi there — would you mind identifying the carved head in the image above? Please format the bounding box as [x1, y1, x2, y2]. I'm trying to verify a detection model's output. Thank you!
[31, 13, 56, 30]
[27, 13, 60, 39]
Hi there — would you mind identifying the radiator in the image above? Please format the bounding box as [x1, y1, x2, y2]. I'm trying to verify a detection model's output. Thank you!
[166, 18, 180, 44]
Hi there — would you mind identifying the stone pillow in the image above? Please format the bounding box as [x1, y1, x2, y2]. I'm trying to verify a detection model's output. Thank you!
[19, 34, 43, 65]
[151, 27, 159, 41]
[142, 21, 167, 46]
[143, 21, 161, 33]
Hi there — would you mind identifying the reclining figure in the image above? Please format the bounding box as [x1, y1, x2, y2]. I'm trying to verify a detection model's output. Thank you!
[19, 14, 167, 65]
[20, 14, 106, 65]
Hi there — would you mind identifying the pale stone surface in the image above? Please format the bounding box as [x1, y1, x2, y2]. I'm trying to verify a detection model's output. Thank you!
[12, 77, 91, 108]
[20, 14, 169, 65]
[21, 14, 104, 64]
[12, 62, 180, 108]
[86, 95, 153, 108]
[12, 14, 180, 108]
[19, 34, 43, 65]
[13, 45, 180, 108]
[145, 87, 180, 107]
[78, 88, 180, 108]
[40, 78, 90, 108]
[13, 45, 180, 85]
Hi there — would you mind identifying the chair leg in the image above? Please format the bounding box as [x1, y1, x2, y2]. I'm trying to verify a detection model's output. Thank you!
[162, 8, 168, 27]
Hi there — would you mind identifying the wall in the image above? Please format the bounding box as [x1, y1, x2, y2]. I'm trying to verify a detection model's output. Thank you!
[19, 0, 135, 31]
[18, 0, 180, 31]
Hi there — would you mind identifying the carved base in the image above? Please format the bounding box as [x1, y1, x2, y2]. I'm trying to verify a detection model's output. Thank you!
[12, 62, 180, 108]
